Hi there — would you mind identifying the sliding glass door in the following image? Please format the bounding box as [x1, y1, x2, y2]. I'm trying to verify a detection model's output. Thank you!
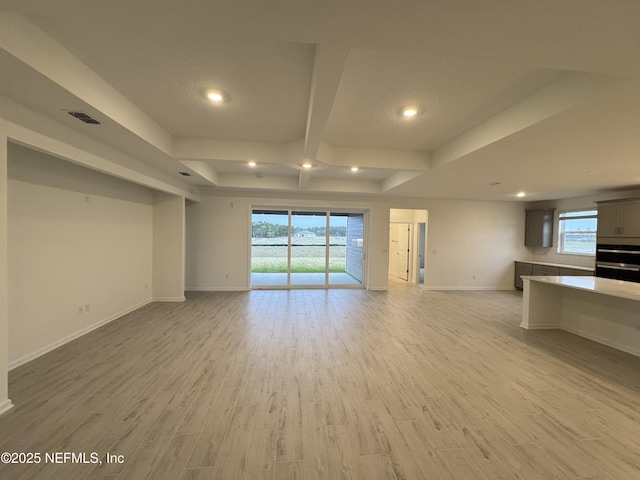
[290, 212, 327, 286]
[329, 213, 364, 286]
[251, 210, 289, 287]
[251, 209, 365, 289]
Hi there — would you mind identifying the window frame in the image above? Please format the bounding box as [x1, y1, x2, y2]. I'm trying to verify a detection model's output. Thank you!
[557, 208, 598, 256]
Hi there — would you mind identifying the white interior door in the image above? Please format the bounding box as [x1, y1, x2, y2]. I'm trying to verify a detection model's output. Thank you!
[390, 223, 410, 280]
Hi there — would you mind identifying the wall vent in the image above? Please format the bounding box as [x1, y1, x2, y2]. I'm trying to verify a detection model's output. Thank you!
[67, 111, 101, 125]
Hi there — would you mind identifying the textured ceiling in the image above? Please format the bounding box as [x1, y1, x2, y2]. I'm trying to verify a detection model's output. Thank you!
[2, 1, 640, 200]
[323, 48, 567, 150]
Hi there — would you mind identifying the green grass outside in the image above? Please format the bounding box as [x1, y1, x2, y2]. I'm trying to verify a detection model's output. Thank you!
[563, 238, 596, 254]
[251, 236, 347, 273]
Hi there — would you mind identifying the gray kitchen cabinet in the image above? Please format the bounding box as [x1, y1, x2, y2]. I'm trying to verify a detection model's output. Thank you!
[514, 262, 533, 290]
[525, 209, 555, 247]
[559, 267, 592, 276]
[532, 264, 560, 276]
[515, 261, 593, 289]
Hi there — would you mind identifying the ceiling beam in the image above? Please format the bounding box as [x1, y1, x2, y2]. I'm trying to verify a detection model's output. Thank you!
[307, 177, 381, 194]
[431, 71, 630, 169]
[381, 171, 426, 192]
[173, 137, 290, 164]
[178, 160, 220, 187]
[304, 41, 350, 161]
[0, 12, 173, 156]
[298, 168, 312, 190]
[219, 174, 299, 191]
[331, 146, 430, 171]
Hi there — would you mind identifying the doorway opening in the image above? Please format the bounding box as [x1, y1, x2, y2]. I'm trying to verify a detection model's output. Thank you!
[389, 209, 428, 284]
[389, 223, 411, 281]
[250, 208, 366, 289]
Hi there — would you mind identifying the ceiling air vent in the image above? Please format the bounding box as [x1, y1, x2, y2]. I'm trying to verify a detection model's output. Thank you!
[67, 111, 101, 125]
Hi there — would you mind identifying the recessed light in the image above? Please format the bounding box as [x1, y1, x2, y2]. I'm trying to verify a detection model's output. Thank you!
[517, 191, 526, 197]
[302, 162, 313, 169]
[350, 166, 359, 172]
[248, 161, 257, 167]
[206, 89, 227, 103]
[401, 106, 418, 118]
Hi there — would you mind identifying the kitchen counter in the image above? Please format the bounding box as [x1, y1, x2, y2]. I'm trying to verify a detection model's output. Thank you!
[521, 275, 640, 357]
[516, 260, 594, 271]
[523, 275, 640, 302]
[514, 260, 594, 289]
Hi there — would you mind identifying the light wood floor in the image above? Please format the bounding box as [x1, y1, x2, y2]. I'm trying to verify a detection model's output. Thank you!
[2, 280, 640, 480]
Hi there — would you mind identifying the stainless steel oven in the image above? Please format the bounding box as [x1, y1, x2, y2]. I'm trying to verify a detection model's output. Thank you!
[595, 244, 640, 283]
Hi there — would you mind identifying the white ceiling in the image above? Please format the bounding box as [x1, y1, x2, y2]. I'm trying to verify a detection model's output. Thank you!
[2, 1, 640, 201]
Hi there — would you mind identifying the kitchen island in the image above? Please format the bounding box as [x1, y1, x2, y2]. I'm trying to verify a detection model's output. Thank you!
[521, 275, 640, 357]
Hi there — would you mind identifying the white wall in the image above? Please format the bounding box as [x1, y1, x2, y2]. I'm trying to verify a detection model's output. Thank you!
[153, 193, 186, 301]
[186, 192, 526, 291]
[186, 195, 251, 291]
[390, 208, 427, 224]
[186, 192, 392, 290]
[7, 144, 155, 368]
[524, 188, 640, 268]
[0, 136, 11, 414]
[367, 205, 390, 290]
[420, 199, 527, 290]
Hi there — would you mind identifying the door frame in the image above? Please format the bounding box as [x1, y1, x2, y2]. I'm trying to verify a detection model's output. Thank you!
[249, 206, 369, 290]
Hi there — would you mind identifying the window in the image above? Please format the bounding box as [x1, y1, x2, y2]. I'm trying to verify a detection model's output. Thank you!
[557, 209, 597, 255]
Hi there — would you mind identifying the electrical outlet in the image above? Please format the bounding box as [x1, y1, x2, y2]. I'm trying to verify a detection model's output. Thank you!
[85, 304, 90, 312]
[225, 274, 229, 280]
[78, 305, 84, 314]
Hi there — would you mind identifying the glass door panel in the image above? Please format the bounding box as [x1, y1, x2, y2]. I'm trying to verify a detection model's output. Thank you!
[251, 210, 289, 287]
[251, 208, 365, 289]
[290, 211, 327, 286]
[329, 213, 364, 286]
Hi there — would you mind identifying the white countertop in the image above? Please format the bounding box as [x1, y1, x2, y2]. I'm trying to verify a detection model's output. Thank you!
[522, 275, 640, 302]
[516, 260, 594, 271]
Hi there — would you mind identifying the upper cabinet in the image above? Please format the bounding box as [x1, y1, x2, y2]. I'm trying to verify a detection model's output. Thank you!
[525, 209, 555, 247]
[596, 199, 640, 239]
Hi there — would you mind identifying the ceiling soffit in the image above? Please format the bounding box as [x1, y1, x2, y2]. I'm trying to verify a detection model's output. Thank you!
[1, 4, 640, 200]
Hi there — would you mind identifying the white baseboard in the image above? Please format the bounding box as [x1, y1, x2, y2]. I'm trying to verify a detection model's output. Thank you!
[8, 298, 153, 371]
[561, 325, 640, 358]
[366, 286, 388, 291]
[422, 286, 514, 291]
[0, 399, 14, 417]
[152, 296, 186, 302]
[185, 287, 250, 292]
[518, 324, 640, 358]
[520, 322, 559, 330]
